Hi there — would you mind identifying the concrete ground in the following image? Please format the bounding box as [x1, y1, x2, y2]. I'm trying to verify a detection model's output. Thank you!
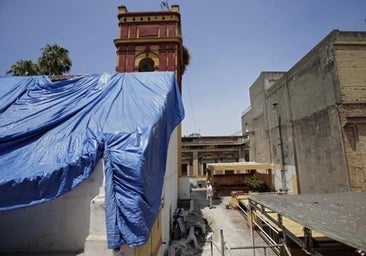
[190, 189, 276, 256]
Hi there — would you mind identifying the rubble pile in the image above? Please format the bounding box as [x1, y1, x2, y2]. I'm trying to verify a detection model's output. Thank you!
[168, 207, 208, 256]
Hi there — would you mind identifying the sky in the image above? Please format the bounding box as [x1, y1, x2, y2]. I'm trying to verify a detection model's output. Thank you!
[1, 1, 365, 136]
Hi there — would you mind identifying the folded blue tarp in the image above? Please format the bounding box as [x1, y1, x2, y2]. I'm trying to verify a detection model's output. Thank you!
[0, 72, 184, 248]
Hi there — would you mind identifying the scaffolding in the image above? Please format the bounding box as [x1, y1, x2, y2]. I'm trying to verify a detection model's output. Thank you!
[244, 192, 366, 256]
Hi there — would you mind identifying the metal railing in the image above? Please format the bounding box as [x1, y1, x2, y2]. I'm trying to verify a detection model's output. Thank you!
[206, 229, 292, 256]
[233, 197, 293, 256]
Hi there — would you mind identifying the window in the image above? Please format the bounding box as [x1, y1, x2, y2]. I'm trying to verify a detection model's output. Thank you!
[203, 163, 207, 176]
[181, 164, 188, 176]
[139, 58, 155, 72]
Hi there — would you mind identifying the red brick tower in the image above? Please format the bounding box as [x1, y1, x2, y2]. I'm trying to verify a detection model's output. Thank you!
[114, 5, 184, 87]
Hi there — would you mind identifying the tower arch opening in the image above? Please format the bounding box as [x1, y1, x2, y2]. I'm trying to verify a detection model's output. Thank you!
[138, 58, 155, 72]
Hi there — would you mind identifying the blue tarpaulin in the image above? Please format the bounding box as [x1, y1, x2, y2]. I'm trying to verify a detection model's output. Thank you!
[0, 72, 184, 248]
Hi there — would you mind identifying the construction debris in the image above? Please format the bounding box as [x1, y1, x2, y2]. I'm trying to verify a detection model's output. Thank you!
[168, 206, 208, 256]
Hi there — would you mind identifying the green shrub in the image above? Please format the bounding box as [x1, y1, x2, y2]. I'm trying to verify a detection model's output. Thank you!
[244, 175, 267, 192]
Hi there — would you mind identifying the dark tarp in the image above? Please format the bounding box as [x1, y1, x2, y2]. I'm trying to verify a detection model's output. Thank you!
[0, 72, 184, 248]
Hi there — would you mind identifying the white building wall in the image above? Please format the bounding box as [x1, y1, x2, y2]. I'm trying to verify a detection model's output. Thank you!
[0, 160, 104, 253]
[159, 127, 179, 255]
[273, 165, 297, 194]
[178, 177, 191, 200]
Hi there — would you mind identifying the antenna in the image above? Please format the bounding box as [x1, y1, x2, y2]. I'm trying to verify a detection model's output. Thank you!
[160, 0, 171, 11]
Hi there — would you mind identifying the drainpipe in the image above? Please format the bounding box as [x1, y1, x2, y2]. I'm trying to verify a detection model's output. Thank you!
[273, 103, 288, 193]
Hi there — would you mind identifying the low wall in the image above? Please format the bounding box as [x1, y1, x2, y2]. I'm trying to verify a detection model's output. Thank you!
[0, 160, 104, 253]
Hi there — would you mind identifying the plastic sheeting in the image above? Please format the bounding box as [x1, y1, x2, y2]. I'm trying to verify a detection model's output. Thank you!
[0, 72, 184, 249]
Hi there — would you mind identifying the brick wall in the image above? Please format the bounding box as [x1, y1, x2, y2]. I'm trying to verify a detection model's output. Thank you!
[335, 41, 366, 191]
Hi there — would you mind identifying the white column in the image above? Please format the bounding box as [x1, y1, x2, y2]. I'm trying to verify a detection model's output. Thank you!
[84, 160, 115, 256]
[192, 150, 199, 176]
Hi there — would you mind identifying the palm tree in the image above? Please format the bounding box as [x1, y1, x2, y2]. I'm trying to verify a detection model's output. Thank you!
[38, 44, 72, 75]
[6, 60, 40, 76]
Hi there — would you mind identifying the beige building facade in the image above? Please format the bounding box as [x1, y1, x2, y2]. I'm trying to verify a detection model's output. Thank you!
[181, 135, 249, 177]
[242, 30, 366, 194]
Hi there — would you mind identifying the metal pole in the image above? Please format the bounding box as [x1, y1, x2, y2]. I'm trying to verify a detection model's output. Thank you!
[207, 232, 214, 256]
[210, 240, 213, 256]
[273, 103, 288, 193]
[220, 229, 225, 256]
[278, 213, 288, 250]
[248, 200, 256, 256]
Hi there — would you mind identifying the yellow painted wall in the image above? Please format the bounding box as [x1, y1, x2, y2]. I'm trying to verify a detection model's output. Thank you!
[121, 210, 162, 256]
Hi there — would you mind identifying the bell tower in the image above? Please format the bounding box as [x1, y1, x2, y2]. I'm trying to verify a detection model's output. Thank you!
[114, 4, 186, 178]
[114, 5, 184, 87]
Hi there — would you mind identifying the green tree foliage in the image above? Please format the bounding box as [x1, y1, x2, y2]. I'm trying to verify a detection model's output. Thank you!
[6, 60, 40, 76]
[244, 175, 267, 192]
[181, 46, 190, 75]
[6, 44, 72, 76]
[38, 44, 72, 75]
